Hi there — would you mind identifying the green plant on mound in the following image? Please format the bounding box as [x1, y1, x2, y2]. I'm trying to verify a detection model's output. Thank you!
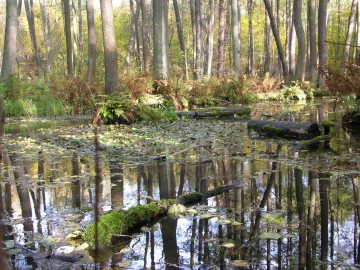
[281, 81, 314, 101]
[97, 94, 178, 124]
[214, 76, 245, 103]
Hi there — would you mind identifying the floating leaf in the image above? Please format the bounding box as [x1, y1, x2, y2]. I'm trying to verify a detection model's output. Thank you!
[117, 261, 131, 268]
[186, 209, 198, 215]
[217, 219, 231, 225]
[232, 221, 242, 226]
[231, 260, 249, 267]
[55, 246, 75, 255]
[120, 248, 132, 253]
[221, 241, 235, 248]
[168, 204, 186, 216]
[282, 233, 295, 239]
[200, 213, 214, 219]
[259, 232, 282, 240]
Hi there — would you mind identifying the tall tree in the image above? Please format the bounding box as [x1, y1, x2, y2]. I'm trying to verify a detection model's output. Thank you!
[356, 1, 360, 65]
[263, 0, 288, 80]
[125, 0, 141, 69]
[217, 0, 226, 77]
[139, 0, 151, 72]
[1, 0, 19, 79]
[264, 7, 271, 75]
[86, 0, 96, 82]
[24, 0, 42, 78]
[204, 0, 215, 78]
[100, 0, 119, 94]
[173, 0, 189, 79]
[293, 0, 305, 80]
[318, 0, 329, 70]
[247, 0, 254, 75]
[231, 0, 241, 76]
[153, 0, 170, 80]
[342, 0, 358, 67]
[194, 0, 204, 79]
[40, 0, 51, 74]
[307, 0, 317, 81]
[63, 0, 74, 77]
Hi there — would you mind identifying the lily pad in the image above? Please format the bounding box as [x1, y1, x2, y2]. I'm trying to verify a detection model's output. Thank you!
[120, 248, 132, 253]
[217, 219, 231, 225]
[232, 221, 242, 226]
[200, 213, 215, 219]
[186, 209, 198, 215]
[259, 232, 282, 240]
[117, 261, 131, 268]
[282, 233, 295, 238]
[221, 241, 235, 248]
[231, 260, 249, 267]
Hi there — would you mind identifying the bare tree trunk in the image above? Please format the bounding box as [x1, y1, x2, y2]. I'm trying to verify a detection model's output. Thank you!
[194, 0, 204, 79]
[100, 0, 119, 94]
[125, 0, 140, 70]
[247, 0, 254, 76]
[293, 0, 305, 80]
[72, 0, 79, 76]
[285, 0, 291, 77]
[1, 0, 19, 79]
[173, 0, 189, 79]
[63, 0, 74, 77]
[40, 0, 51, 74]
[78, 0, 84, 75]
[264, 7, 271, 75]
[342, 0, 358, 67]
[356, 1, 360, 65]
[335, 0, 341, 64]
[203, 0, 215, 78]
[139, 0, 151, 72]
[86, 0, 96, 82]
[318, 0, 329, 69]
[153, 0, 170, 80]
[231, 0, 240, 76]
[217, 0, 226, 77]
[308, 0, 317, 81]
[24, 0, 42, 78]
[263, 0, 288, 81]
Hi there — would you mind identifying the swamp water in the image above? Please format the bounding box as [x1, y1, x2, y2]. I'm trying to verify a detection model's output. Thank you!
[0, 99, 359, 269]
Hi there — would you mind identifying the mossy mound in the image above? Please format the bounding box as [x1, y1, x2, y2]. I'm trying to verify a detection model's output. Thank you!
[82, 202, 174, 248]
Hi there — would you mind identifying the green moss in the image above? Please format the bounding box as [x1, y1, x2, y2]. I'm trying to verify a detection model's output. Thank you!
[82, 202, 167, 248]
[263, 125, 283, 135]
[321, 120, 336, 135]
[177, 192, 203, 204]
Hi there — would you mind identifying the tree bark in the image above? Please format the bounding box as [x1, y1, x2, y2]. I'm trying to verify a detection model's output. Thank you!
[217, 0, 226, 77]
[153, 0, 170, 80]
[204, 0, 215, 78]
[139, 0, 151, 72]
[307, 0, 317, 81]
[295, 168, 306, 268]
[318, 0, 329, 69]
[231, 0, 240, 76]
[100, 0, 119, 94]
[264, 6, 271, 75]
[1, 0, 19, 79]
[63, 0, 74, 77]
[40, 0, 51, 74]
[86, 0, 96, 82]
[263, 0, 288, 80]
[247, 0, 254, 76]
[194, 0, 204, 79]
[72, 0, 79, 76]
[125, 0, 141, 70]
[342, 0, 358, 67]
[173, 0, 189, 79]
[293, 0, 305, 80]
[24, 0, 42, 79]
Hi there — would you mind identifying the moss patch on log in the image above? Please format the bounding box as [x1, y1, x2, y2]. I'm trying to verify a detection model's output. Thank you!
[82, 201, 174, 248]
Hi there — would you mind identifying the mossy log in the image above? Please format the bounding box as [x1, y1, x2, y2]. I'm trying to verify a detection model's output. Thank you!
[247, 120, 321, 139]
[291, 134, 332, 152]
[82, 182, 241, 248]
[177, 107, 251, 119]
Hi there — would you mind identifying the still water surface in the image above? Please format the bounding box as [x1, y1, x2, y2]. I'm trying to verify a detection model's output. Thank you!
[1, 99, 359, 269]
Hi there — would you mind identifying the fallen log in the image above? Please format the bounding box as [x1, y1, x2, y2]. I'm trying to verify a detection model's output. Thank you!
[291, 134, 332, 152]
[177, 107, 251, 119]
[82, 182, 242, 248]
[247, 120, 321, 139]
